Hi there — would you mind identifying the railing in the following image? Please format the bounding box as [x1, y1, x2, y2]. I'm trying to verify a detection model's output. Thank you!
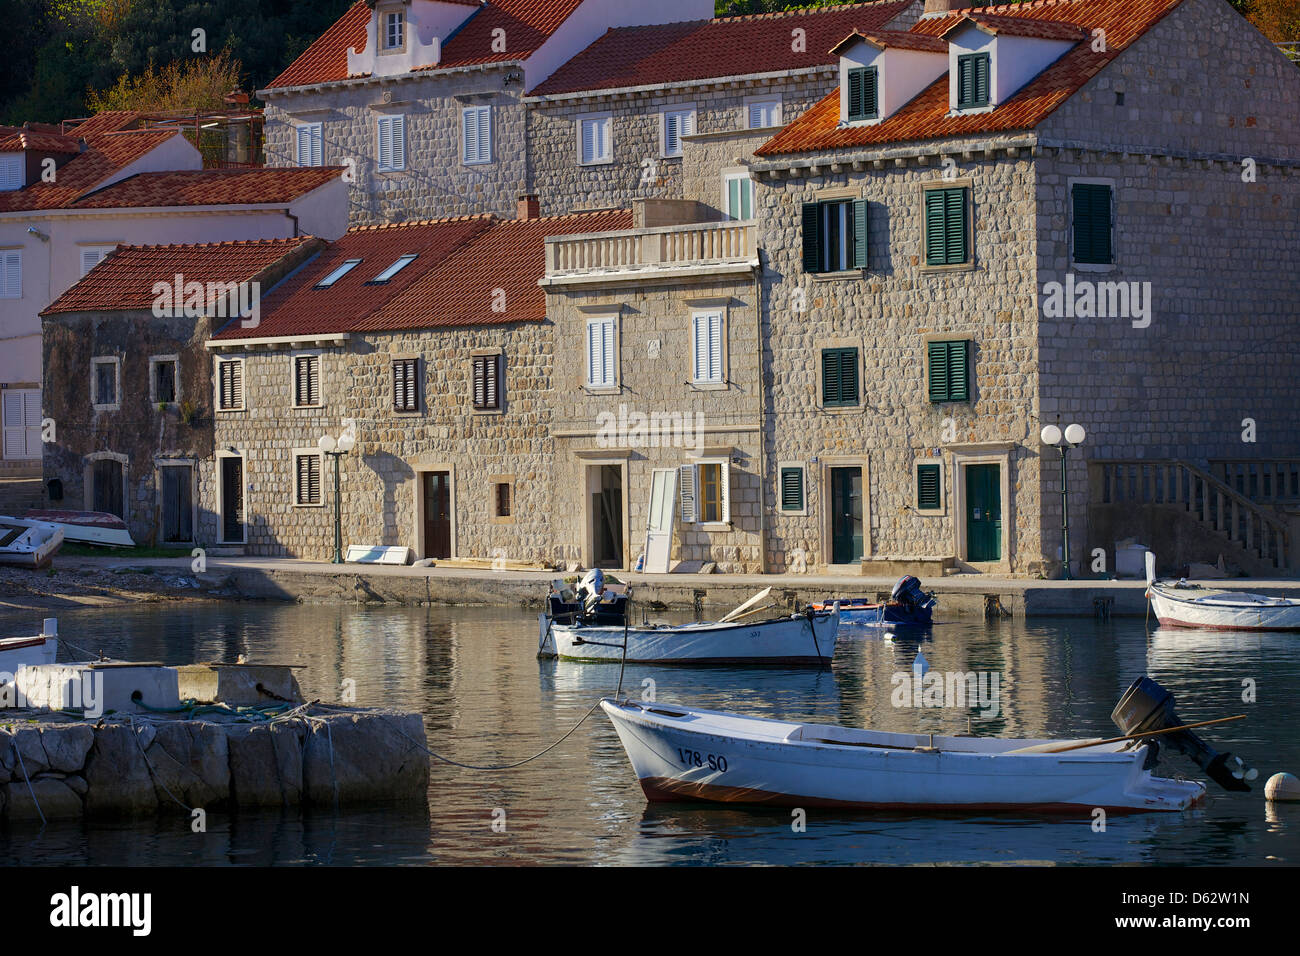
[1091, 459, 1291, 570]
[1210, 458, 1300, 507]
[545, 221, 757, 280]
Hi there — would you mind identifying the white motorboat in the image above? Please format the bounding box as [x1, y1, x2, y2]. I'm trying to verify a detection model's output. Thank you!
[0, 515, 64, 568]
[542, 604, 839, 665]
[602, 676, 1254, 813]
[1144, 551, 1300, 631]
[0, 618, 59, 676]
[23, 510, 135, 548]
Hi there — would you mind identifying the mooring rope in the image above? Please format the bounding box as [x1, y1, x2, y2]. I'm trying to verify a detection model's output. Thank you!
[124, 715, 194, 815]
[9, 731, 46, 827]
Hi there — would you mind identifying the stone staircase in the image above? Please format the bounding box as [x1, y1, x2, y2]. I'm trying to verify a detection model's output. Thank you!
[1089, 459, 1296, 576]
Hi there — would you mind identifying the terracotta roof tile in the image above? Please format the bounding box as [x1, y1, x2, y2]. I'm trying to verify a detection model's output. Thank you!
[69, 167, 345, 209]
[265, 1, 372, 90]
[0, 127, 180, 213]
[42, 238, 317, 315]
[529, 1, 914, 96]
[940, 13, 1088, 41]
[0, 128, 81, 153]
[757, 0, 1184, 157]
[831, 28, 948, 54]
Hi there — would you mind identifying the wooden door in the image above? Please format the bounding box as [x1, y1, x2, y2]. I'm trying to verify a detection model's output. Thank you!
[220, 457, 244, 543]
[423, 471, 451, 559]
[159, 465, 193, 543]
[92, 458, 124, 519]
[830, 466, 863, 564]
[965, 463, 1002, 562]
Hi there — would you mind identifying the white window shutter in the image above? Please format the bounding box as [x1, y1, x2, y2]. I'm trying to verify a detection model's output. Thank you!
[748, 103, 764, 129]
[297, 126, 311, 166]
[586, 321, 599, 385]
[81, 249, 101, 276]
[692, 313, 705, 381]
[392, 115, 405, 169]
[312, 125, 322, 166]
[2, 251, 20, 297]
[601, 319, 615, 386]
[708, 313, 722, 382]
[679, 464, 698, 524]
[478, 108, 491, 162]
[720, 462, 731, 523]
[377, 118, 390, 170]
[582, 119, 595, 163]
[0, 154, 22, 191]
[463, 109, 477, 163]
[665, 113, 679, 155]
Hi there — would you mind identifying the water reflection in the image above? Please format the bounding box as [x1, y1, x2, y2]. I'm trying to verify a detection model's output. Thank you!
[0, 602, 1295, 866]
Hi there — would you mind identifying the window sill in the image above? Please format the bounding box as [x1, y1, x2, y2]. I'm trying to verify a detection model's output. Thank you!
[584, 385, 620, 396]
[292, 404, 324, 411]
[293, 502, 325, 509]
[699, 522, 732, 532]
[1070, 261, 1115, 273]
[92, 403, 121, 413]
[463, 159, 494, 167]
[490, 516, 516, 525]
[820, 403, 862, 414]
[915, 508, 945, 517]
[579, 158, 614, 167]
[811, 269, 866, 283]
[473, 406, 505, 416]
[778, 509, 808, 518]
[689, 381, 727, 391]
[376, 167, 407, 175]
[658, 154, 684, 162]
[918, 262, 975, 275]
[392, 409, 422, 416]
[216, 407, 246, 414]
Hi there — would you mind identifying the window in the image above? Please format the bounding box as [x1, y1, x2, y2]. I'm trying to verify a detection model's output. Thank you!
[928, 339, 971, 403]
[495, 482, 511, 518]
[377, 115, 406, 171]
[393, 358, 418, 412]
[681, 461, 730, 524]
[779, 465, 806, 514]
[821, 348, 859, 407]
[383, 10, 405, 50]
[0, 154, 22, 191]
[956, 53, 990, 109]
[80, 246, 115, 277]
[723, 172, 753, 221]
[463, 106, 492, 165]
[745, 96, 781, 129]
[91, 357, 119, 410]
[924, 187, 969, 266]
[916, 462, 942, 512]
[296, 123, 323, 167]
[217, 359, 244, 411]
[295, 453, 322, 506]
[472, 353, 501, 410]
[293, 355, 321, 408]
[691, 311, 723, 385]
[579, 113, 612, 165]
[150, 357, 178, 405]
[661, 107, 696, 158]
[585, 316, 616, 389]
[315, 259, 361, 288]
[370, 253, 417, 284]
[802, 199, 867, 273]
[1072, 182, 1113, 265]
[0, 250, 20, 298]
[847, 67, 878, 121]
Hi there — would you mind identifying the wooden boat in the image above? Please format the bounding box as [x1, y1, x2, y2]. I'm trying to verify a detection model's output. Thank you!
[23, 509, 135, 548]
[0, 619, 58, 675]
[0, 516, 64, 568]
[542, 604, 840, 665]
[812, 576, 936, 626]
[600, 699, 1206, 813]
[536, 569, 629, 650]
[1145, 551, 1300, 631]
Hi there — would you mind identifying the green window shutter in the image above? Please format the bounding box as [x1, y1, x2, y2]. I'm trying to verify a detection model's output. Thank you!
[822, 347, 858, 407]
[780, 467, 805, 512]
[840, 347, 859, 405]
[928, 340, 949, 402]
[925, 188, 967, 266]
[929, 340, 971, 403]
[848, 66, 878, 121]
[852, 199, 868, 269]
[957, 56, 973, 107]
[925, 190, 947, 266]
[1073, 183, 1112, 264]
[822, 348, 841, 406]
[863, 67, 878, 119]
[848, 69, 864, 120]
[974, 53, 989, 106]
[957, 54, 990, 108]
[917, 464, 941, 511]
[945, 187, 967, 263]
[801, 202, 822, 273]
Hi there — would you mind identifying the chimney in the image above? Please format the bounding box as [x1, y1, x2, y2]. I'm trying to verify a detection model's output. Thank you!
[922, 0, 966, 14]
[516, 194, 540, 221]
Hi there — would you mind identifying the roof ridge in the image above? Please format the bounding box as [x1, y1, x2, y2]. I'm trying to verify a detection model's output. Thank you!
[114, 236, 313, 253]
[345, 213, 500, 233]
[710, 0, 907, 25]
[515, 207, 632, 223]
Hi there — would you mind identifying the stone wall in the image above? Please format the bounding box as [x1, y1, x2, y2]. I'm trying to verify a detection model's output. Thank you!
[681, 127, 784, 220]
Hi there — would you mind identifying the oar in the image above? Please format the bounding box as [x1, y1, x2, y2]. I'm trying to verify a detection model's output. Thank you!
[727, 603, 778, 623]
[1006, 714, 1246, 755]
[719, 586, 773, 623]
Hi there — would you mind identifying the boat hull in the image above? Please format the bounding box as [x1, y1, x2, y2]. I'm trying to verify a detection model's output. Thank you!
[0, 635, 58, 674]
[821, 601, 933, 626]
[0, 517, 64, 568]
[1148, 584, 1300, 631]
[601, 700, 1205, 813]
[22, 510, 134, 548]
[546, 610, 839, 664]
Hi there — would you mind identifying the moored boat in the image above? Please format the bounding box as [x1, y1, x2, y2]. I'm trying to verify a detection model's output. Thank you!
[537, 569, 629, 650]
[813, 575, 936, 626]
[1145, 551, 1300, 631]
[0, 618, 59, 676]
[23, 509, 135, 548]
[0, 516, 64, 568]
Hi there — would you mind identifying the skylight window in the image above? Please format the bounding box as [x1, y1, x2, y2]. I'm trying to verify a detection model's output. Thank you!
[369, 254, 417, 284]
[315, 259, 361, 289]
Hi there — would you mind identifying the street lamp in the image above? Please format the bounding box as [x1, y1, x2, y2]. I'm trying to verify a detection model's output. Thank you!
[1041, 421, 1086, 579]
[318, 429, 356, 564]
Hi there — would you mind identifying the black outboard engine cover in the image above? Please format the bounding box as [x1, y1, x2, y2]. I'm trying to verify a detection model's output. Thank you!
[1112, 676, 1253, 792]
[891, 575, 929, 608]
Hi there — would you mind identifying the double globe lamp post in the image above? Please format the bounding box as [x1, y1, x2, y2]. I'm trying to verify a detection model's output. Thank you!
[318, 430, 356, 564]
[1040, 422, 1087, 580]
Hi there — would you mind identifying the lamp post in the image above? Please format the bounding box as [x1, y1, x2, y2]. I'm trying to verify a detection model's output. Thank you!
[1040, 421, 1086, 579]
[318, 430, 355, 564]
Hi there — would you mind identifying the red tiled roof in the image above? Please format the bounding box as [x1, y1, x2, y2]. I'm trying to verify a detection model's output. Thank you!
[65, 111, 145, 138]
[0, 126, 179, 213]
[212, 216, 498, 339]
[69, 167, 345, 209]
[0, 128, 80, 153]
[831, 28, 948, 54]
[265, 0, 587, 91]
[361, 207, 633, 331]
[940, 13, 1088, 41]
[757, 0, 1183, 157]
[529, 1, 914, 96]
[42, 238, 317, 315]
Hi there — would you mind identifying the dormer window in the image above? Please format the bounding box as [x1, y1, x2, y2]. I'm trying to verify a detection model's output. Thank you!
[0, 154, 22, 191]
[956, 53, 990, 109]
[383, 10, 405, 51]
[847, 67, 878, 122]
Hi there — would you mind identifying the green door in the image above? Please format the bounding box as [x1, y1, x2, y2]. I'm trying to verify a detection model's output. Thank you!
[830, 466, 863, 564]
[965, 464, 1002, 562]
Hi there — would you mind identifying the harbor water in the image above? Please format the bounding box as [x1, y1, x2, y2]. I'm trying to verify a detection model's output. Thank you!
[2, 602, 1296, 866]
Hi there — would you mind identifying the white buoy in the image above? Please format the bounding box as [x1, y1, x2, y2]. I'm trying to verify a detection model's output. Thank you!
[913, 651, 930, 676]
[1265, 772, 1300, 802]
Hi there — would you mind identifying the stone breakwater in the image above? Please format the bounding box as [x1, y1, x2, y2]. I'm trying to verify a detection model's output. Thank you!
[0, 707, 428, 823]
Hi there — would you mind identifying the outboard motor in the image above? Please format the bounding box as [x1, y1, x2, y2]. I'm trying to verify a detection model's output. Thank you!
[1112, 676, 1255, 792]
[891, 575, 935, 611]
[575, 568, 606, 617]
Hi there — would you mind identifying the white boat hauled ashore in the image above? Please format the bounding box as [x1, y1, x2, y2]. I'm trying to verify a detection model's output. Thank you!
[541, 587, 840, 665]
[601, 676, 1256, 813]
[0, 515, 64, 568]
[1145, 551, 1300, 631]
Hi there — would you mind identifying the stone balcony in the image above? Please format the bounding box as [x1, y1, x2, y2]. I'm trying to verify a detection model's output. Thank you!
[541, 219, 759, 287]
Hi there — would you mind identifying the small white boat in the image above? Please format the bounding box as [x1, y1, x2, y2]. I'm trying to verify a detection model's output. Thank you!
[0, 515, 64, 568]
[542, 605, 840, 665]
[1145, 551, 1300, 631]
[23, 509, 135, 548]
[600, 699, 1206, 813]
[0, 619, 59, 676]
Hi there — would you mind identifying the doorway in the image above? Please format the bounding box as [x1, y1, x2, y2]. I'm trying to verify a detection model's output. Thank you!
[220, 456, 244, 543]
[422, 471, 451, 559]
[590, 464, 624, 569]
[91, 458, 124, 518]
[829, 466, 864, 565]
[965, 463, 1002, 562]
[158, 464, 194, 544]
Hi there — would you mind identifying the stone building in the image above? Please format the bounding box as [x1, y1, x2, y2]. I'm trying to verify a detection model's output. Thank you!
[39, 238, 322, 546]
[749, 0, 1300, 576]
[202, 201, 631, 561]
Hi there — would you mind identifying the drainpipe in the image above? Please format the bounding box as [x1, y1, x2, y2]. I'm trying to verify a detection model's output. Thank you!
[754, 255, 768, 574]
[284, 210, 300, 238]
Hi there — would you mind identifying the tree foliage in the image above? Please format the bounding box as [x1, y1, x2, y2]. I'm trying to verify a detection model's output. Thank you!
[86, 49, 243, 113]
